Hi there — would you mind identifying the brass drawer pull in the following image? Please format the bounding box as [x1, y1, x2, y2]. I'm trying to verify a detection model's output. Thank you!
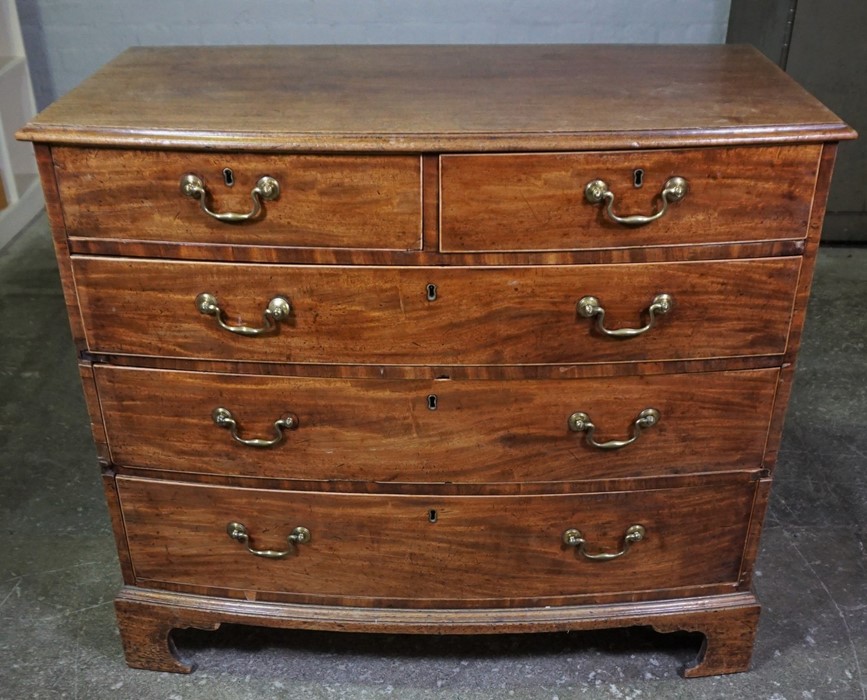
[563, 525, 646, 561]
[195, 292, 290, 336]
[212, 407, 298, 448]
[180, 173, 280, 223]
[227, 522, 311, 559]
[584, 176, 688, 226]
[577, 293, 672, 338]
[568, 408, 660, 450]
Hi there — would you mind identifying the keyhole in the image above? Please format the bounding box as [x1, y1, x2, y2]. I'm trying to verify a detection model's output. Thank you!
[427, 394, 438, 410]
[223, 168, 235, 187]
[633, 168, 644, 188]
[426, 283, 438, 302]
[428, 509, 438, 523]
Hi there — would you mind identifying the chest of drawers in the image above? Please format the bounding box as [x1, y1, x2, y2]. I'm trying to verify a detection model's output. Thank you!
[19, 45, 855, 678]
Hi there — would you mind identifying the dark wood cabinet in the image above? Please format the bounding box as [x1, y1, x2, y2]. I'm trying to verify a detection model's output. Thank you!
[19, 44, 855, 678]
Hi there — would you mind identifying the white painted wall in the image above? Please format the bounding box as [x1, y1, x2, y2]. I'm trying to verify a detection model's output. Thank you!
[18, 0, 732, 109]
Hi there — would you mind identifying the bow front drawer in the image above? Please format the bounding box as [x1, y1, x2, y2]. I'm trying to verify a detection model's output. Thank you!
[95, 365, 779, 482]
[440, 146, 821, 252]
[53, 148, 422, 250]
[117, 475, 757, 605]
[72, 257, 800, 364]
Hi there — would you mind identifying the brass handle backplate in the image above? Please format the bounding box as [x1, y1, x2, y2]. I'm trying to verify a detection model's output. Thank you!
[180, 173, 280, 223]
[196, 292, 290, 336]
[227, 522, 310, 559]
[568, 408, 660, 450]
[212, 407, 298, 448]
[585, 176, 688, 226]
[563, 524, 646, 561]
[577, 293, 672, 338]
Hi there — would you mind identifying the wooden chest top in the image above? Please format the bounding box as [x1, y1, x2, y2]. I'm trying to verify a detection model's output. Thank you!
[17, 45, 855, 152]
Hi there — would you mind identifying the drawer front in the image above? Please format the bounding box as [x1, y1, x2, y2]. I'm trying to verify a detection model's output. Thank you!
[53, 148, 422, 250]
[97, 366, 779, 482]
[440, 146, 820, 252]
[73, 257, 800, 364]
[117, 476, 756, 603]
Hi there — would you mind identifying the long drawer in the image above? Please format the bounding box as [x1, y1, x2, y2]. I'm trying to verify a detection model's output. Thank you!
[117, 476, 757, 604]
[96, 365, 779, 482]
[73, 257, 800, 364]
[440, 146, 821, 252]
[53, 148, 423, 250]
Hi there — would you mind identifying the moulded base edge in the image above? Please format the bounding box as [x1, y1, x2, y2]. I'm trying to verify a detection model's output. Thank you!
[114, 586, 760, 678]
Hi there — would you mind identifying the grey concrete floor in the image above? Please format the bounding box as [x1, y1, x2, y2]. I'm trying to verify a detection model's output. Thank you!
[1, 213, 865, 699]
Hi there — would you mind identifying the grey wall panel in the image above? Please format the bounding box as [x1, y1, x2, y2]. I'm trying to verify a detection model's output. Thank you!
[786, 0, 867, 222]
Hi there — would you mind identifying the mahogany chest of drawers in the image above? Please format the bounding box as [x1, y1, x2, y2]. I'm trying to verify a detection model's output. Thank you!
[19, 45, 855, 677]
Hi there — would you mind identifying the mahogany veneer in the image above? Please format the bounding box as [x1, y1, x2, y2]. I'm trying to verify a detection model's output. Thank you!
[440, 146, 821, 252]
[95, 365, 779, 482]
[53, 148, 423, 249]
[19, 45, 855, 678]
[72, 257, 801, 364]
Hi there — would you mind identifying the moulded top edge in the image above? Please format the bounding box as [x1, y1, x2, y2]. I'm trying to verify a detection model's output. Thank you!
[16, 123, 857, 153]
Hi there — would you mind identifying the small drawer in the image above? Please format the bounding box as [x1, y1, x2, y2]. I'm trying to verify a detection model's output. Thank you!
[96, 365, 779, 482]
[117, 476, 757, 605]
[440, 146, 821, 252]
[72, 257, 800, 364]
[53, 148, 422, 250]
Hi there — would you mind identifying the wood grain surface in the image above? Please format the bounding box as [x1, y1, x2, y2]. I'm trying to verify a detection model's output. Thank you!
[78, 351, 785, 381]
[95, 365, 779, 482]
[53, 148, 422, 249]
[114, 587, 761, 676]
[117, 476, 756, 604]
[114, 467, 763, 499]
[65, 235, 808, 266]
[71, 257, 801, 365]
[441, 146, 820, 251]
[18, 46, 855, 151]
